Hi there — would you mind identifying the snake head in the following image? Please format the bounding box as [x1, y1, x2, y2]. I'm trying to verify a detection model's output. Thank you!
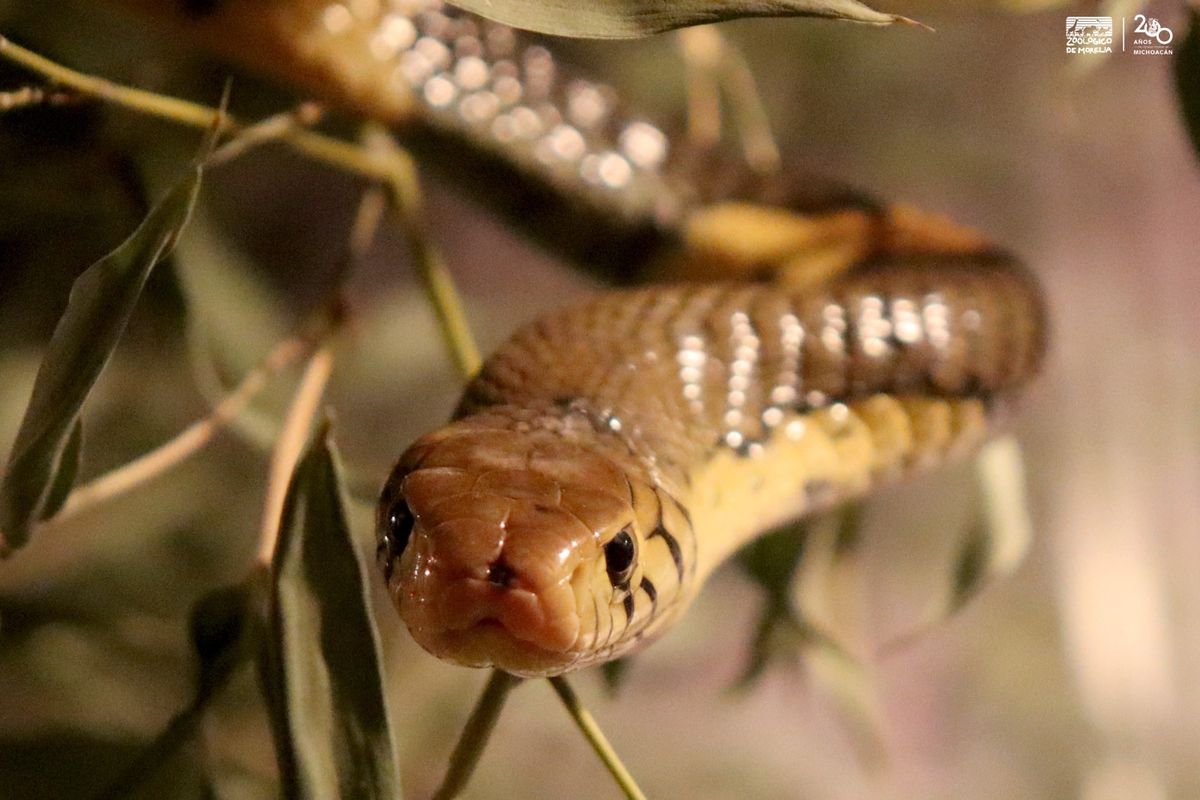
[377, 408, 669, 677]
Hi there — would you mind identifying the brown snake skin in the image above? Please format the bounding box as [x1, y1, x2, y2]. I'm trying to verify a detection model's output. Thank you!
[379, 256, 1046, 675]
[108, 0, 1050, 676]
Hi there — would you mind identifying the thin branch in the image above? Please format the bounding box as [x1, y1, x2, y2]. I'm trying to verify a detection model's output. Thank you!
[549, 677, 648, 800]
[678, 27, 724, 153]
[676, 26, 780, 175]
[0, 36, 402, 185]
[0, 84, 82, 111]
[364, 126, 482, 380]
[94, 683, 227, 800]
[715, 35, 781, 176]
[94, 625, 250, 800]
[335, 180, 388, 290]
[51, 333, 316, 524]
[255, 345, 335, 566]
[0, 36, 479, 377]
[432, 670, 522, 800]
[207, 102, 324, 166]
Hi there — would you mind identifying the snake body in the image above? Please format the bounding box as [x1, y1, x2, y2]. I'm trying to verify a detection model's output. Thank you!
[379, 255, 1046, 676]
[113, 0, 1049, 675]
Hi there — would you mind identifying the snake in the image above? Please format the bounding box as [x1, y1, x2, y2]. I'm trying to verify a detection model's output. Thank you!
[113, 0, 1049, 677]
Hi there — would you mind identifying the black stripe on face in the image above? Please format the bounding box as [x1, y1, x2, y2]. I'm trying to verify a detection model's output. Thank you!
[623, 592, 635, 622]
[655, 488, 697, 580]
[640, 577, 658, 618]
[649, 523, 685, 584]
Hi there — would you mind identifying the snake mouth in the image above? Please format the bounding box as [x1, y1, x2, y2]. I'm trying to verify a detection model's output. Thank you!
[422, 620, 583, 678]
[399, 574, 585, 677]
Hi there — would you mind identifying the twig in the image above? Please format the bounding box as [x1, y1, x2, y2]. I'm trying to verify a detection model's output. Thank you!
[94, 681, 228, 800]
[50, 334, 315, 525]
[715, 36, 781, 175]
[549, 677, 648, 800]
[0, 36, 478, 375]
[0, 84, 82, 111]
[336, 181, 388, 290]
[0, 36, 402, 186]
[678, 27, 724, 153]
[94, 604, 251, 800]
[432, 670, 522, 800]
[208, 102, 324, 166]
[255, 345, 335, 566]
[676, 26, 780, 175]
[364, 126, 482, 379]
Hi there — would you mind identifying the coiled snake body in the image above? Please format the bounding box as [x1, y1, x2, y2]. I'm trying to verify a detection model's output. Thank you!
[118, 0, 1049, 676]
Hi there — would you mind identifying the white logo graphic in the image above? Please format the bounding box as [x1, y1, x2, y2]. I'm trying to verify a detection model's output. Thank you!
[1130, 14, 1174, 55]
[1066, 16, 1114, 54]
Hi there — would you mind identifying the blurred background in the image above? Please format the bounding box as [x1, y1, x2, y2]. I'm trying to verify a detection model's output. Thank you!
[1, 0, 1198, 797]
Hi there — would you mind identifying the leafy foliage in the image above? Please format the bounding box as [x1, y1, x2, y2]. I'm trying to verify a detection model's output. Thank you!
[444, 0, 922, 39]
[261, 421, 402, 800]
[0, 154, 202, 554]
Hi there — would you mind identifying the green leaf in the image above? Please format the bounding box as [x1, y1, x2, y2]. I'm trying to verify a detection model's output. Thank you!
[444, 0, 925, 39]
[733, 520, 808, 688]
[38, 419, 82, 521]
[97, 582, 257, 799]
[1176, 9, 1200, 160]
[262, 421, 402, 800]
[599, 657, 632, 695]
[0, 163, 202, 554]
[949, 436, 1032, 612]
[880, 437, 1032, 654]
[737, 518, 808, 599]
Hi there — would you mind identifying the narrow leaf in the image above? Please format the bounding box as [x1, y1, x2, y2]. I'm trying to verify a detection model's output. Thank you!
[445, 0, 925, 39]
[733, 520, 808, 688]
[0, 164, 202, 553]
[263, 422, 402, 800]
[38, 419, 83, 521]
[880, 437, 1033, 654]
[950, 436, 1032, 611]
[98, 581, 256, 799]
[600, 657, 632, 695]
[737, 518, 807, 599]
[1175, 9, 1200, 160]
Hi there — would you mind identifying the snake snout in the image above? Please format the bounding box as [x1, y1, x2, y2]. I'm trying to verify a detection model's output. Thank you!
[380, 419, 643, 675]
[387, 476, 593, 672]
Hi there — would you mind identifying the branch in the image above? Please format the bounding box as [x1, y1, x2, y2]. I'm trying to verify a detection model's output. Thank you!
[549, 677, 648, 800]
[0, 36, 404, 183]
[432, 670, 522, 800]
[255, 345, 335, 566]
[51, 333, 315, 525]
[363, 126, 482, 380]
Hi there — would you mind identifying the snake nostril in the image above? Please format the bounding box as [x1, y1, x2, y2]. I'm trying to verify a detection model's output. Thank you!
[486, 559, 516, 588]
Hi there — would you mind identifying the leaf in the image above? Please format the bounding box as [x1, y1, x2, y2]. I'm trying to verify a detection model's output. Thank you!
[600, 657, 632, 695]
[0, 162, 202, 554]
[262, 421, 402, 800]
[950, 436, 1032, 611]
[444, 0, 926, 39]
[737, 518, 808, 599]
[733, 520, 808, 688]
[879, 437, 1032, 654]
[38, 419, 82, 521]
[97, 582, 257, 799]
[1176, 8, 1200, 160]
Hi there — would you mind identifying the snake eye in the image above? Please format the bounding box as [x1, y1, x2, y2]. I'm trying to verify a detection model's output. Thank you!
[378, 501, 414, 579]
[604, 529, 637, 587]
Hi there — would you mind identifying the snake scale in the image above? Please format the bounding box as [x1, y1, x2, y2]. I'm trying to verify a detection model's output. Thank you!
[119, 0, 1049, 676]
